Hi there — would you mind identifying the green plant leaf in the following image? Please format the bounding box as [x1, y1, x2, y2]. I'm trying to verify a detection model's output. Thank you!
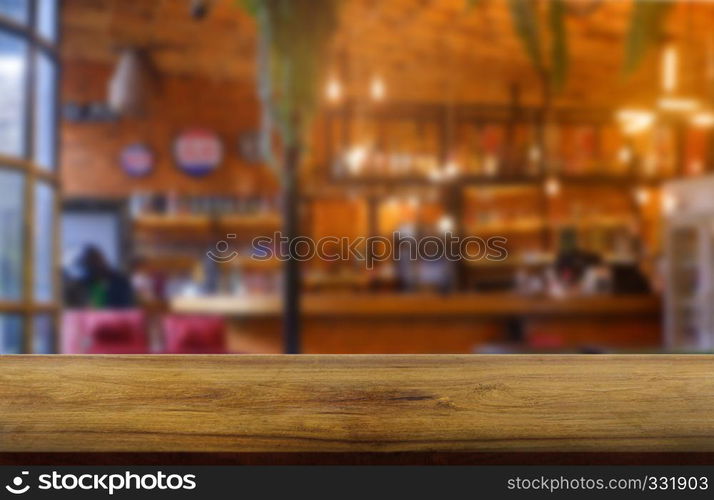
[236, 0, 259, 16]
[507, 0, 543, 71]
[623, 0, 673, 75]
[548, 0, 568, 91]
[238, 0, 341, 154]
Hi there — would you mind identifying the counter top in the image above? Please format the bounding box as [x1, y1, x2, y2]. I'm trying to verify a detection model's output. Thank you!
[0, 355, 711, 454]
[171, 293, 661, 318]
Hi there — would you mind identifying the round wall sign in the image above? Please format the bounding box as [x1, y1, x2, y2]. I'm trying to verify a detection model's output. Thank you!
[120, 143, 154, 177]
[173, 128, 223, 177]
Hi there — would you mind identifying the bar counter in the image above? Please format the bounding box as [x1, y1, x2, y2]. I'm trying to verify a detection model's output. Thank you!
[173, 292, 660, 317]
[172, 293, 662, 353]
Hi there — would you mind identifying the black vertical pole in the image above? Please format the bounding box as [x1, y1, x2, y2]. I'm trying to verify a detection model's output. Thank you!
[283, 144, 302, 354]
[447, 184, 464, 291]
[365, 195, 378, 266]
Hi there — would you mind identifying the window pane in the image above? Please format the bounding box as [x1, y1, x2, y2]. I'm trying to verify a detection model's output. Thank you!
[0, 33, 27, 158]
[0, 0, 28, 25]
[33, 314, 54, 353]
[0, 170, 24, 300]
[34, 51, 56, 170]
[34, 181, 54, 302]
[0, 314, 23, 354]
[36, 0, 58, 42]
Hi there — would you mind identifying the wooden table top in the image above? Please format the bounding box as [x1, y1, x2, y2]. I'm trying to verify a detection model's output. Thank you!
[171, 293, 661, 318]
[0, 354, 710, 454]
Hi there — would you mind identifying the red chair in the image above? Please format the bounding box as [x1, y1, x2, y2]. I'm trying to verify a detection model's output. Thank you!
[526, 331, 565, 351]
[162, 315, 227, 354]
[61, 310, 148, 354]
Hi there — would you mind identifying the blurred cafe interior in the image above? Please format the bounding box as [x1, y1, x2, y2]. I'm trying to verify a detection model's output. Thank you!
[2, 0, 714, 355]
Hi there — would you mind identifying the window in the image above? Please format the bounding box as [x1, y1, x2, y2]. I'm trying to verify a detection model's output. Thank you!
[0, 170, 24, 301]
[34, 50, 56, 169]
[0, 314, 23, 354]
[32, 313, 53, 354]
[36, 0, 57, 42]
[0, 33, 27, 157]
[0, 0, 58, 354]
[33, 181, 54, 302]
[0, 0, 28, 26]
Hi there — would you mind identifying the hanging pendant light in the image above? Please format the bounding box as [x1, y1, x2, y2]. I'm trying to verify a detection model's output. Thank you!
[370, 75, 385, 101]
[658, 43, 700, 113]
[108, 48, 155, 117]
[661, 44, 678, 94]
[544, 177, 561, 197]
[326, 76, 342, 103]
[634, 186, 651, 206]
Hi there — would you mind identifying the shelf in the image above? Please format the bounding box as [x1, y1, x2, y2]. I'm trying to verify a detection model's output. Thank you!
[137, 254, 196, 272]
[219, 256, 283, 270]
[464, 220, 545, 234]
[463, 257, 554, 268]
[464, 216, 634, 235]
[220, 214, 282, 231]
[551, 217, 634, 229]
[327, 173, 667, 188]
[133, 214, 282, 235]
[136, 254, 282, 272]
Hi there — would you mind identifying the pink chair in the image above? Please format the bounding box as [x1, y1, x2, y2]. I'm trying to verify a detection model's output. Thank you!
[526, 331, 565, 351]
[61, 310, 148, 354]
[162, 315, 227, 354]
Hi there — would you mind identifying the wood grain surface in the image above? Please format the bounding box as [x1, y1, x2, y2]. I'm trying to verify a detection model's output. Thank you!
[1, 355, 713, 453]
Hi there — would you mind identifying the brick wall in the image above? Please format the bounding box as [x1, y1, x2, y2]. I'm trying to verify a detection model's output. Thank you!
[60, 60, 279, 198]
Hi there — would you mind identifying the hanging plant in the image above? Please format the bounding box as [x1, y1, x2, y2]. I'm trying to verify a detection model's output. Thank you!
[237, 0, 342, 354]
[467, 0, 568, 92]
[623, 0, 674, 75]
[507, 0, 568, 92]
[238, 0, 341, 164]
[504, 0, 674, 82]
[548, 0, 568, 91]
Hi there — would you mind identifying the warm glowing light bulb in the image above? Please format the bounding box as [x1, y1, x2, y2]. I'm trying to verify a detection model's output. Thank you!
[326, 77, 341, 103]
[444, 161, 460, 179]
[616, 109, 655, 135]
[634, 187, 650, 206]
[662, 192, 677, 215]
[428, 170, 443, 183]
[662, 45, 678, 93]
[618, 146, 633, 164]
[345, 146, 368, 174]
[544, 177, 560, 197]
[483, 155, 498, 176]
[438, 215, 455, 233]
[658, 96, 699, 112]
[370, 76, 385, 101]
[528, 145, 541, 163]
[692, 112, 714, 128]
